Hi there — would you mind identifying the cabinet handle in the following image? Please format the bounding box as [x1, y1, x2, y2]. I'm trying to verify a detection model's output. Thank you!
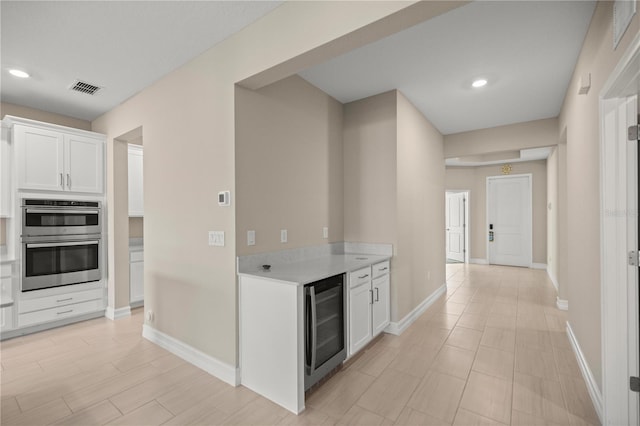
[375, 287, 379, 302]
[359, 274, 369, 279]
[60, 173, 64, 188]
[56, 309, 73, 315]
[66, 173, 71, 188]
[56, 297, 73, 303]
[379, 267, 388, 271]
[370, 289, 374, 305]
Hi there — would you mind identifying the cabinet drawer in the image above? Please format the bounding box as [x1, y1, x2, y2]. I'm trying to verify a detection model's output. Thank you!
[19, 288, 104, 314]
[130, 250, 144, 262]
[1, 276, 13, 305]
[349, 267, 371, 289]
[18, 299, 104, 327]
[0, 263, 12, 278]
[372, 261, 390, 278]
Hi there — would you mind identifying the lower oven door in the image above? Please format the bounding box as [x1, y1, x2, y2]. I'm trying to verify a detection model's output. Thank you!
[22, 237, 101, 292]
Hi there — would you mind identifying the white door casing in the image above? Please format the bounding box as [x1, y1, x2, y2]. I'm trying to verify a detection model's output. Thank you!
[487, 174, 532, 267]
[446, 192, 466, 262]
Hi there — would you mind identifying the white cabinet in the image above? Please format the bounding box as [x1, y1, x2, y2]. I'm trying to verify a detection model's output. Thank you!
[0, 262, 15, 331]
[128, 144, 143, 216]
[1, 124, 12, 217]
[17, 287, 104, 328]
[348, 261, 390, 356]
[14, 123, 104, 194]
[130, 249, 144, 304]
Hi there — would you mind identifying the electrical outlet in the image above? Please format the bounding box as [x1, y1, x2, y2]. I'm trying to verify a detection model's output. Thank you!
[146, 310, 154, 322]
[209, 231, 225, 247]
[280, 229, 287, 243]
[247, 230, 256, 246]
[323, 227, 328, 239]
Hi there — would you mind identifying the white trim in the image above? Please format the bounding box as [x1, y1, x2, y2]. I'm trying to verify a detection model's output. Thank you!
[556, 297, 568, 311]
[105, 306, 131, 320]
[143, 324, 239, 386]
[445, 190, 471, 264]
[470, 258, 488, 265]
[547, 266, 559, 292]
[385, 283, 446, 335]
[567, 322, 604, 423]
[531, 263, 547, 270]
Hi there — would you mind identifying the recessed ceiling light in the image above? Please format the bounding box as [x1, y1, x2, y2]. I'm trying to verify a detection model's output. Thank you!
[472, 79, 487, 88]
[9, 69, 30, 78]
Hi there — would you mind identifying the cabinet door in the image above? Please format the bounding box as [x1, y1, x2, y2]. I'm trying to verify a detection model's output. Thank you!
[65, 134, 104, 193]
[372, 275, 390, 336]
[130, 261, 144, 303]
[349, 283, 372, 356]
[128, 145, 144, 216]
[1, 126, 11, 217]
[15, 125, 64, 191]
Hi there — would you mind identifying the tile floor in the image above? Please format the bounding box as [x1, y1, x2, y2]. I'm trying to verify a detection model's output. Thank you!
[0, 263, 600, 425]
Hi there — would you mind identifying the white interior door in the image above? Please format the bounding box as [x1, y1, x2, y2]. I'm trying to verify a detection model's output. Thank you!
[446, 192, 466, 262]
[487, 175, 532, 267]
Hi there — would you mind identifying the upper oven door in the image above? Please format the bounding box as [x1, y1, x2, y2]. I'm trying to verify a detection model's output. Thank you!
[23, 206, 101, 236]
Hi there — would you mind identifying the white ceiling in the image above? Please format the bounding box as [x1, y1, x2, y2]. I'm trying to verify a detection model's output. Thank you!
[299, 1, 596, 135]
[1, 1, 596, 138]
[0, 1, 283, 121]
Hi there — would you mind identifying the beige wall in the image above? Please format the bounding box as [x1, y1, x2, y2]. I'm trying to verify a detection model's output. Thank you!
[546, 147, 558, 289]
[343, 91, 397, 245]
[444, 117, 558, 159]
[396, 92, 445, 321]
[343, 90, 445, 322]
[235, 75, 343, 254]
[558, 0, 639, 391]
[91, 1, 463, 367]
[445, 160, 547, 264]
[129, 218, 144, 238]
[0, 219, 5, 246]
[1, 102, 91, 130]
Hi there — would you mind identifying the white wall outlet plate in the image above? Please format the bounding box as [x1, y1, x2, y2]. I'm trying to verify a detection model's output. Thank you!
[247, 230, 256, 246]
[209, 231, 225, 247]
[218, 190, 230, 206]
[280, 229, 287, 243]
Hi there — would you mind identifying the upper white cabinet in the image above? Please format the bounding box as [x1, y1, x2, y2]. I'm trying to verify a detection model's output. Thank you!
[1, 124, 12, 217]
[128, 144, 143, 216]
[13, 120, 104, 194]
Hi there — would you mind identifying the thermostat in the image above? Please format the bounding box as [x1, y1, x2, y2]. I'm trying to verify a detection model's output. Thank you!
[218, 191, 230, 206]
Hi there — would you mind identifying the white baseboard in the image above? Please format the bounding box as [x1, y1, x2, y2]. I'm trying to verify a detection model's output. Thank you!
[143, 324, 239, 386]
[470, 258, 488, 265]
[532, 263, 547, 270]
[385, 283, 446, 336]
[566, 322, 603, 423]
[556, 297, 568, 311]
[105, 306, 131, 320]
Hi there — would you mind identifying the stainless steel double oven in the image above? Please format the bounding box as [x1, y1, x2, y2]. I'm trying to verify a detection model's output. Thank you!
[21, 199, 102, 292]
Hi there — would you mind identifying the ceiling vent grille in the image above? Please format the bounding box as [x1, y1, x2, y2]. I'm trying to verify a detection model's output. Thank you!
[69, 80, 102, 95]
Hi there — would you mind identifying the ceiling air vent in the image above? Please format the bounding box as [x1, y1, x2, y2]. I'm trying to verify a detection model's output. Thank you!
[69, 80, 102, 95]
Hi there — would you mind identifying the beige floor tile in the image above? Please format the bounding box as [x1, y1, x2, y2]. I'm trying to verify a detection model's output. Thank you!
[481, 327, 516, 353]
[1, 396, 21, 422]
[490, 302, 518, 316]
[348, 344, 400, 377]
[278, 406, 334, 425]
[407, 370, 466, 423]
[544, 313, 567, 331]
[161, 393, 229, 426]
[512, 373, 570, 424]
[459, 371, 512, 424]
[155, 372, 227, 415]
[472, 346, 514, 380]
[465, 302, 493, 315]
[106, 400, 173, 425]
[387, 343, 439, 379]
[2, 397, 72, 426]
[394, 407, 449, 426]
[516, 329, 553, 352]
[428, 312, 460, 330]
[222, 396, 288, 425]
[401, 325, 451, 350]
[438, 301, 467, 315]
[486, 313, 517, 330]
[453, 408, 508, 425]
[0, 362, 44, 385]
[432, 345, 475, 380]
[446, 326, 483, 352]
[336, 405, 386, 425]
[52, 400, 122, 425]
[552, 346, 582, 378]
[515, 347, 558, 381]
[511, 409, 566, 426]
[558, 374, 600, 425]
[549, 330, 572, 350]
[457, 313, 488, 331]
[306, 370, 375, 419]
[356, 368, 420, 421]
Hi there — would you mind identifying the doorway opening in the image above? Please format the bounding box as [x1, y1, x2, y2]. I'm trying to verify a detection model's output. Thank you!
[445, 190, 469, 264]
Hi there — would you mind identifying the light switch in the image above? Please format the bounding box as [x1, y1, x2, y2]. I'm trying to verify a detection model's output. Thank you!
[247, 230, 256, 246]
[280, 229, 287, 243]
[209, 231, 224, 247]
[323, 227, 329, 239]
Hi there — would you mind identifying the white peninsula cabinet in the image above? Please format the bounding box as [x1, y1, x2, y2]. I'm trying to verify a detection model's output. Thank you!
[11, 118, 104, 194]
[349, 260, 390, 356]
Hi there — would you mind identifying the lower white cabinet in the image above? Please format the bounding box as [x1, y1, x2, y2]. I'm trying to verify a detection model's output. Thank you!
[17, 287, 104, 328]
[1, 262, 15, 331]
[348, 261, 390, 356]
[130, 249, 144, 303]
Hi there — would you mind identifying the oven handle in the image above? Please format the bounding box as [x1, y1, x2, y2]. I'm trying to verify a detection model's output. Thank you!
[26, 240, 99, 248]
[25, 209, 100, 215]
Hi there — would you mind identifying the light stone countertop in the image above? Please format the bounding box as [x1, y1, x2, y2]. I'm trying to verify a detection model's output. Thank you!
[238, 253, 390, 285]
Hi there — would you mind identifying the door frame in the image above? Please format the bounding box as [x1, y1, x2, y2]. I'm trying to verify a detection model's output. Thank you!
[445, 190, 470, 264]
[486, 173, 533, 267]
[600, 31, 640, 426]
